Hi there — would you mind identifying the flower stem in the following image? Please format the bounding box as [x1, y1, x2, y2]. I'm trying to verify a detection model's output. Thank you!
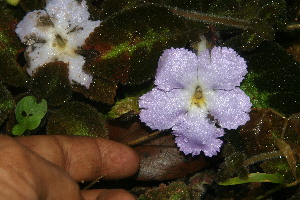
[243, 151, 283, 166]
[170, 8, 250, 29]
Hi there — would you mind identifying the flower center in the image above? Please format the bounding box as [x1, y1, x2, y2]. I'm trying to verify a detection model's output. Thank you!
[191, 86, 206, 108]
[53, 34, 66, 49]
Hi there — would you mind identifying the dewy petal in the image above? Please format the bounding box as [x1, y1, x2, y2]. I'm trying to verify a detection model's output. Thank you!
[139, 88, 190, 130]
[45, 0, 100, 47]
[64, 20, 100, 48]
[205, 88, 252, 130]
[46, 0, 90, 27]
[155, 48, 198, 91]
[198, 47, 248, 90]
[15, 0, 100, 89]
[26, 43, 56, 75]
[15, 10, 53, 45]
[173, 109, 225, 157]
[66, 55, 93, 88]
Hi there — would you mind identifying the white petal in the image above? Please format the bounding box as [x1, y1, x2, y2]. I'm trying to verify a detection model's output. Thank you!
[15, 10, 53, 45]
[139, 88, 190, 130]
[26, 43, 55, 75]
[205, 88, 252, 129]
[198, 47, 248, 90]
[46, 0, 100, 42]
[66, 20, 100, 48]
[62, 55, 93, 88]
[155, 48, 198, 91]
[173, 108, 224, 156]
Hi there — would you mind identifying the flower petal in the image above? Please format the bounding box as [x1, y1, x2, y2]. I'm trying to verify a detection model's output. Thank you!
[65, 20, 100, 48]
[205, 88, 252, 130]
[46, 0, 90, 27]
[173, 109, 224, 157]
[66, 55, 93, 88]
[45, 0, 100, 47]
[26, 43, 55, 75]
[15, 10, 53, 45]
[198, 47, 248, 90]
[155, 48, 198, 91]
[139, 88, 190, 130]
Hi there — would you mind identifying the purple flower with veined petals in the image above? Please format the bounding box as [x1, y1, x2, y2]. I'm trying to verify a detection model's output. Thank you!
[139, 47, 252, 157]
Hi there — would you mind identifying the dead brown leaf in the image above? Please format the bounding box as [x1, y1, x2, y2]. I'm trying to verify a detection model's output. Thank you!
[108, 119, 208, 181]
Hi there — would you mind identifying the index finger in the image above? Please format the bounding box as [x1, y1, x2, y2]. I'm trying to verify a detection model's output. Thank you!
[16, 135, 140, 182]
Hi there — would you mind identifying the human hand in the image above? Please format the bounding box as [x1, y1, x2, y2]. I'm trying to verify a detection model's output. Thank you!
[0, 135, 139, 200]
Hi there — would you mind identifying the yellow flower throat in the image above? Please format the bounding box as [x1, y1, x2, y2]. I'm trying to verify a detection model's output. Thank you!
[191, 86, 206, 108]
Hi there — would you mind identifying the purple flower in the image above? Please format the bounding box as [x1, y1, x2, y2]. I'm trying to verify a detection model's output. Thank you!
[139, 47, 252, 157]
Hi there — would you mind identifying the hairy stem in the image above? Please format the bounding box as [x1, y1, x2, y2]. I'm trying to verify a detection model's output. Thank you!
[243, 151, 283, 166]
[170, 8, 250, 29]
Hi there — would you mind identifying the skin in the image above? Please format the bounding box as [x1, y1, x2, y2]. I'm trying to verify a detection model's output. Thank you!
[0, 135, 140, 200]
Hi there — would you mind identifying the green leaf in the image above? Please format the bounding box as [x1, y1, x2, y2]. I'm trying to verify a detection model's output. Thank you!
[30, 62, 72, 106]
[0, 3, 29, 87]
[5, 0, 19, 6]
[47, 101, 108, 138]
[166, 0, 287, 51]
[19, 0, 46, 12]
[99, 0, 141, 19]
[85, 4, 187, 86]
[108, 97, 139, 119]
[241, 42, 300, 114]
[218, 172, 285, 185]
[0, 82, 15, 126]
[99, 0, 206, 19]
[73, 77, 117, 104]
[11, 123, 26, 136]
[260, 158, 298, 183]
[12, 96, 47, 136]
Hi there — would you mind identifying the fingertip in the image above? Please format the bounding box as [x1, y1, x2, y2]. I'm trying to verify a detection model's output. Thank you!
[96, 138, 140, 179]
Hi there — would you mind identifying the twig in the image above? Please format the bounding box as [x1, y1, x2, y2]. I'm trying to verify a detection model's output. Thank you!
[83, 175, 105, 190]
[128, 131, 161, 146]
[287, 24, 300, 30]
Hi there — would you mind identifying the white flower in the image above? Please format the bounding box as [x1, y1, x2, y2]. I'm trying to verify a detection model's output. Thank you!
[15, 0, 100, 88]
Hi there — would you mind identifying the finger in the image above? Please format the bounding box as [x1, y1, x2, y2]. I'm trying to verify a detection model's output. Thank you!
[0, 135, 84, 200]
[82, 189, 137, 200]
[16, 135, 140, 181]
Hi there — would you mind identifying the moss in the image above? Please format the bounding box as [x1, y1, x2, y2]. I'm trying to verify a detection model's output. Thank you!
[47, 101, 108, 138]
[30, 62, 72, 106]
[139, 182, 191, 200]
[0, 82, 15, 126]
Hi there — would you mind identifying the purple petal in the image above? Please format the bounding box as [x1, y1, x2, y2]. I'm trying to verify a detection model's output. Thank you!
[173, 109, 225, 157]
[155, 48, 198, 91]
[139, 88, 189, 130]
[198, 47, 248, 90]
[205, 88, 252, 130]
